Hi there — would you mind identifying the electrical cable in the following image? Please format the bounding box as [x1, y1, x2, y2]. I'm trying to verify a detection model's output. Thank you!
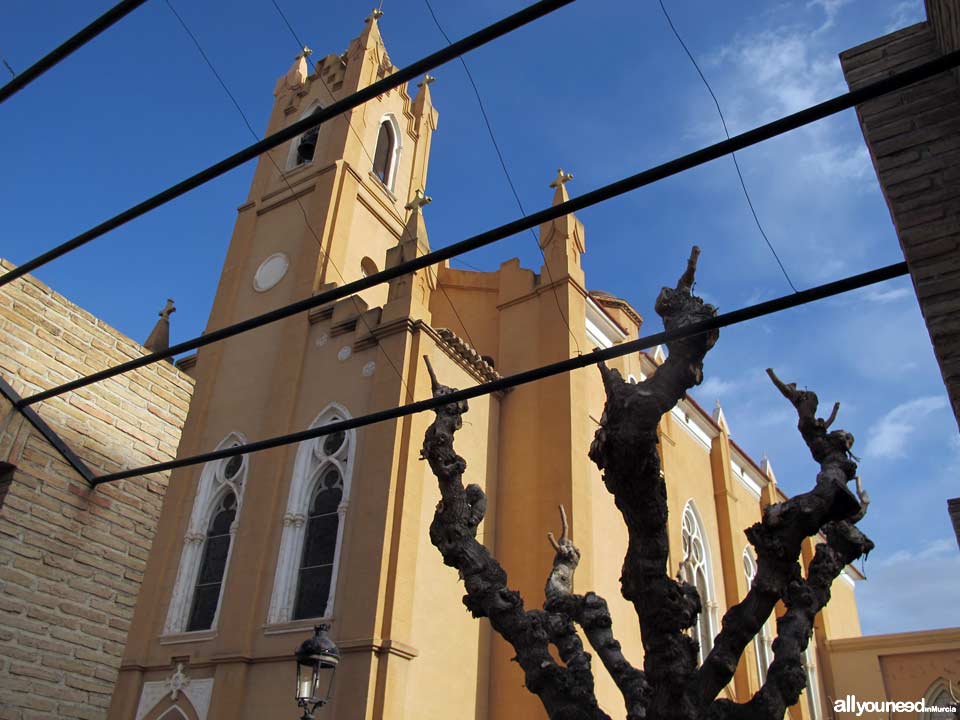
[91, 259, 909, 483]
[0, 0, 576, 288]
[0, 0, 150, 103]
[657, 0, 798, 292]
[423, 0, 582, 355]
[15, 48, 960, 407]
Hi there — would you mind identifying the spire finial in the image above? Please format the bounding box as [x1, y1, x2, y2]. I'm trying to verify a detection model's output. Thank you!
[145, 299, 176, 357]
[366, 7, 384, 23]
[405, 188, 432, 213]
[159, 298, 176, 320]
[417, 74, 436, 88]
[549, 168, 573, 189]
[300, 46, 313, 59]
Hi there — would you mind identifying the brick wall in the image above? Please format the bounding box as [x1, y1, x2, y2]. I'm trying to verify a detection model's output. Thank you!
[0, 258, 194, 720]
[840, 15, 960, 430]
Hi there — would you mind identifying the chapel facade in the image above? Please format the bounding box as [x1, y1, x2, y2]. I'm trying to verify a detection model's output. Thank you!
[106, 15, 863, 720]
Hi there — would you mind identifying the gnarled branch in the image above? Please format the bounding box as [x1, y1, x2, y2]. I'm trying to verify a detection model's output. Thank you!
[691, 371, 872, 713]
[544, 506, 650, 720]
[588, 247, 716, 718]
[421, 358, 608, 720]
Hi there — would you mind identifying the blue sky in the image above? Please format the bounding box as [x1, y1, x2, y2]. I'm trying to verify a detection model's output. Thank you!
[2, 0, 957, 636]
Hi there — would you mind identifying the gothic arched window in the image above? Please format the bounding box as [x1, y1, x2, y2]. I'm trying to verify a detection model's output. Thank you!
[164, 434, 248, 634]
[921, 678, 959, 719]
[680, 501, 717, 664]
[371, 115, 401, 190]
[743, 549, 772, 684]
[294, 464, 343, 619]
[186, 490, 237, 631]
[268, 405, 355, 624]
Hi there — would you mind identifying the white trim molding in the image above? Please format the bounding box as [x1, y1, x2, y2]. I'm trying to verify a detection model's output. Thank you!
[376, 113, 402, 191]
[163, 433, 248, 635]
[585, 296, 627, 349]
[681, 500, 718, 664]
[267, 403, 356, 624]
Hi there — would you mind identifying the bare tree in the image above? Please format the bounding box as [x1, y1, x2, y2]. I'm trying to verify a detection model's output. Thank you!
[421, 248, 873, 720]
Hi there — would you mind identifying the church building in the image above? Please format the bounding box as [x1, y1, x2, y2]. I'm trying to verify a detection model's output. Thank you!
[106, 14, 863, 720]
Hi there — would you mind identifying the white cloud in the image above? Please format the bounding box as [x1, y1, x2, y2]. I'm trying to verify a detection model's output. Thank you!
[807, 0, 853, 33]
[863, 396, 950, 459]
[698, 376, 739, 400]
[858, 537, 960, 634]
[863, 286, 913, 304]
[886, 0, 925, 33]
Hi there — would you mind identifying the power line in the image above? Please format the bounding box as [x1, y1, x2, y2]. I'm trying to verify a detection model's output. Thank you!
[164, 0, 414, 400]
[422, 0, 582, 355]
[15, 49, 960, 406]
[2, 57, 15, 79]
[0, 0, 150, 103]
[0, 0, 576, 288]
[266, 0, 482, 354]
[91, 260, 909, 484]
[657, 0, 798, 293]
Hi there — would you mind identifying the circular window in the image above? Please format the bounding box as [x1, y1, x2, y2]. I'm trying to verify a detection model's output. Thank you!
[360, 256, 378, 278]
[253, 253, 289, 292]
[323, 430, 346, 457]
[223, 454, 243, 480]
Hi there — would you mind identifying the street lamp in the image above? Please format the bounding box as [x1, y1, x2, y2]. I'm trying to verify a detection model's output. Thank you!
[295, 624, 340, 718]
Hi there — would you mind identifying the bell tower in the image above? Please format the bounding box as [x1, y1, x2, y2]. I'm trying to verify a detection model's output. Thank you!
[205, 9, 439, 340]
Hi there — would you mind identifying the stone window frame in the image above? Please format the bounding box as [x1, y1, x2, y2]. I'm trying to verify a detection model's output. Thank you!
[921, 677, 958, 719]
[742, 547, 773, 684]
[163, 433, 248, 636]
[371, 113, 402, 192]
[802, 646, 822, 720]
[680, 499, 718, 665]
[266, 403, 355, 625]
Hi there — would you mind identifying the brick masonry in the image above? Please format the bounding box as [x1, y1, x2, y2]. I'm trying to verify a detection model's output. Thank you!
[0, 258, 194, 720]
[840, 0, 960, 431]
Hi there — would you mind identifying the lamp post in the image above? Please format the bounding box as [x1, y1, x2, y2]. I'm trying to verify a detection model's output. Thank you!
[295, 624, 340, 719]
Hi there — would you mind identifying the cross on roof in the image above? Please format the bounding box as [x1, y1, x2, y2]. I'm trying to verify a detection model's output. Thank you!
[549, 168, 574, 189]
[159, 298, 176, 320]
[366, 7, 384, 23]
[417, 74, 436, 88]
[405, 188, 432, 212]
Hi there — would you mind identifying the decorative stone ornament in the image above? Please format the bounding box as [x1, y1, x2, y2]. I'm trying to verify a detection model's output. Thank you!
[253, 253, 289, 292]
[362, 361, 376, 377]
[337, 346, 352, 361]
[134, 664, 214, 720]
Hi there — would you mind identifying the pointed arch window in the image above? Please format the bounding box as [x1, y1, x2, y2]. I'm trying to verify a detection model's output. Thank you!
[164, 435, 248, 634]
[187, 490, 237, 631]
[371, 115, 401, 190]
[268, 405, 355, 624]
[680, 501, 717, 664]
[743, 549, 772, 684]
[921, 678, 959, 719]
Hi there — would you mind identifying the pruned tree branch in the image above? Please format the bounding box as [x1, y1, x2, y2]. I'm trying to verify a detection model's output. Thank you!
[544, 506, 650, 720]
[708, 521, 873, 720]
[588, 247, 717, 717]
[422, 249, 875, 720]
[692, 370, 872, 714]
[421, 358, 609, 720]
